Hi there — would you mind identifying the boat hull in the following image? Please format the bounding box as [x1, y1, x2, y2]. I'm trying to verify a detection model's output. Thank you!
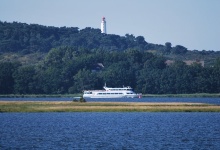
[83, 94, 140, 99]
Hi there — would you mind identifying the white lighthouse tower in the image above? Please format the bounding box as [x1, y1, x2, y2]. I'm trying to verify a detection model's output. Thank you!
[101, 17, 107, 34]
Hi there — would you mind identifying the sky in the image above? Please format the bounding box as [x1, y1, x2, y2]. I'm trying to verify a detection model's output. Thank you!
[0, 0, 220, 51]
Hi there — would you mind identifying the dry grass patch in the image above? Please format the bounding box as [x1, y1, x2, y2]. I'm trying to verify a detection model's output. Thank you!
[0, 101, 220, 112]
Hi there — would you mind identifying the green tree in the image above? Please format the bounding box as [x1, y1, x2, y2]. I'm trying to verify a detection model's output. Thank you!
[164, 42, 172, 53]
[102, 61, 134, 88]
[13, 66, 36, 94]
[72, 69, 100, 93]
[0, 62, 20, 94]
[171, 45, 187, 54]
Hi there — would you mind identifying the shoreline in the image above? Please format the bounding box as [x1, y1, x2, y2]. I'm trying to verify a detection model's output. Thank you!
[1, 101, 220, 112]
[143, 93, 220, 98]
[0, 93, 220, 98]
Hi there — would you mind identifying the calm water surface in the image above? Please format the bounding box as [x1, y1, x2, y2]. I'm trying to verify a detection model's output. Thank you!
[1, 97, 220, 105]
[0, 112, 220, 149]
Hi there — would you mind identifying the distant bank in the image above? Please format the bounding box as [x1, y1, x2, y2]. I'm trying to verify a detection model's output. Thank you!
[0, 93, 220, 98]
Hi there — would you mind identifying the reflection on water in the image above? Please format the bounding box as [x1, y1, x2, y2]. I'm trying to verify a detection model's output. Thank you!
[0, 112, 220, 149]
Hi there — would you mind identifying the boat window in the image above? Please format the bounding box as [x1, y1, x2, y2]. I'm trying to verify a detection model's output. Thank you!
[84, 91, 92, 94]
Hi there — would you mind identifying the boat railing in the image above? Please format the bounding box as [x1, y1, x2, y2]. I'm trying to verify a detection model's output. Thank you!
[84, 90, 106, 92]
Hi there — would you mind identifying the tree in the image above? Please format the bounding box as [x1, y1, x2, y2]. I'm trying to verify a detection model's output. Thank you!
[211, 58, 220, 92]
[126, 49, 142, 64]
[101, 61, 135, 88]
[13, 66, 36, 94]
[72, 69, 100, 93]
[164, 42, 172, 53]
[171, 45, 187, 54]
[0, 62, 20, 94]
[144, 56, 166, 70]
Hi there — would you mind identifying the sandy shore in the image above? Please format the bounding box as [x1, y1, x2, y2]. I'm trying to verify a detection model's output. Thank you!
[1, 101, 220, 112]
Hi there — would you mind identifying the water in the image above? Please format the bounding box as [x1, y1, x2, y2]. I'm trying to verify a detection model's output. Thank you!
[0, 112, 220, 149]
[1, 97, 220, 105]
[88, 97, 220, 105]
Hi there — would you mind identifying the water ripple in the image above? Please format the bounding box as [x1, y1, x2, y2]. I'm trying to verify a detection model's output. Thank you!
[0, 112, 220, 149]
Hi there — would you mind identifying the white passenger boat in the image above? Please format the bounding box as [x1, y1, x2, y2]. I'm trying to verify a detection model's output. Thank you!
[83, 84, 142, 98]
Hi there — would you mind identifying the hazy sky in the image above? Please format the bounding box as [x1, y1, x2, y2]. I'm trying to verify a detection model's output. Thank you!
[1, 0, 220, 51]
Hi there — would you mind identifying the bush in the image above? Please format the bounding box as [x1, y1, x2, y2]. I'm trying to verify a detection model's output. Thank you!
[72, 97, 86, 102]
[79, 97, 86, 102]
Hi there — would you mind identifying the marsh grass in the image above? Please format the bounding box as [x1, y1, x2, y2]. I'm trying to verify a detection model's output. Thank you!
[0, 101, 220, 112]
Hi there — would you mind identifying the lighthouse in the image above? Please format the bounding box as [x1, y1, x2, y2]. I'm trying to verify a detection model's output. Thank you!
[101, 17, 107, 34]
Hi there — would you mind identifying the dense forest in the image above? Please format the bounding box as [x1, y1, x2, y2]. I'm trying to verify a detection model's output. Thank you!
[0, 21, 220, 94]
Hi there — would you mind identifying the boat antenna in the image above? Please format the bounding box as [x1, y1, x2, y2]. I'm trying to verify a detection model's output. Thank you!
[104, 82, 106, 87]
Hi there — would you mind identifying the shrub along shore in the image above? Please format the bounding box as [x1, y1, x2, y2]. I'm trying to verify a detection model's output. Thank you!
[0, 101, 220, 112]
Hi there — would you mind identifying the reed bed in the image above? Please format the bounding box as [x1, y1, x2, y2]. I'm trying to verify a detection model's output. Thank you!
[0, 101, 220, 112]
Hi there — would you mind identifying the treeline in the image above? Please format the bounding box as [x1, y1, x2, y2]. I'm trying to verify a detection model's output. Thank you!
[1, 47, 220, 94]
[1, 21, 220, 94]
[0, 21, 188, 55]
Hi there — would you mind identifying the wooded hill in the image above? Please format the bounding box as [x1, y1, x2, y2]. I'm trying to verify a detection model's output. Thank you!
[0, 21, 220, 94]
